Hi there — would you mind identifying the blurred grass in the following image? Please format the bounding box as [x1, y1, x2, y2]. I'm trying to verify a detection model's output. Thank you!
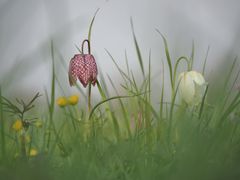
[1, 19, 240, 180]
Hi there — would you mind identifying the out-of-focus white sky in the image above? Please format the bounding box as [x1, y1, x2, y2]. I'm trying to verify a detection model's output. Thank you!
[0, 0, 240, 97]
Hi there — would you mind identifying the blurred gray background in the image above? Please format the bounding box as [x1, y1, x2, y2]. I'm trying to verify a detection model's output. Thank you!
[0, 0, 240, 100]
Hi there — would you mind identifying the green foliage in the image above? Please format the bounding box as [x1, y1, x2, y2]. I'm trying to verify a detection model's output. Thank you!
[1, 17, 240, 180]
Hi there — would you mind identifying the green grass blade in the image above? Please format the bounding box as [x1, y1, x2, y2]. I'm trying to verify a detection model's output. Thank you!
[130, 18, 145, 77]
[125, 50, 131, 79]
[50, 40, 55, 120]
[198, 85, 209, 119]
[0, 86, 5, 159]
[156, 29, 173, 90]
[105, 49, 132, 85]
[75, 44, 82, 54]
[110, 111, 120, 142]
[190, 40, 195, 70]
[202, 46, 210, 76]
[148, 49, 151, 104]
[173, 56, 190, 86]
[96, 80, 107, 99]
[89, 93, 145, 120]
[160, 60, 165, 120]
[107, 75, 132, 138]
[88, 8, 100, 43]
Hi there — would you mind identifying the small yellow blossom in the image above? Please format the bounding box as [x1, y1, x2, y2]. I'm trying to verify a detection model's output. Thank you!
[56, 97, 68, 107]
[29, 148, 38, 157]
[34, 120, 43, 128]
[68, 95, 79, 105]
[12, 119, 23, 132]
[25, 135, 31, 143]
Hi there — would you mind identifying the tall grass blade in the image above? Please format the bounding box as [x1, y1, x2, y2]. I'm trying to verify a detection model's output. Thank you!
[50, 40, 55, 121]
[190, 40, 195, 70]
[0, 86, 5, 159]
[156, 29, 173, 89]
[88, 8, 100, 43]
[202, 46, 210, 76]
[107, 75, 132, 138]
[89, 93, 144, 120]
[198, 85, 209, 119]
[130, 18, 145, 77]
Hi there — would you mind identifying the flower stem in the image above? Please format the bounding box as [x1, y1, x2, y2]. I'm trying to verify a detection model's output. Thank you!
[0, 87, 5, 159]
[88, 82, 92, 112]
[81, 39, 91, 54]
[20, 132, 27, 161]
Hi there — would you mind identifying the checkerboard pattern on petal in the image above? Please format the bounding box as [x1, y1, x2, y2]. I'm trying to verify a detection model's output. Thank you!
[69, 54, 98, 87]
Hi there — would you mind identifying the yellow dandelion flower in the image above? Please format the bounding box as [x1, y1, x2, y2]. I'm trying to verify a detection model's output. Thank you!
[68, 95, 79, 105]
[12, 119, 23, 132]
[29, 148, 38, 157]
[56, 97, 68, 107]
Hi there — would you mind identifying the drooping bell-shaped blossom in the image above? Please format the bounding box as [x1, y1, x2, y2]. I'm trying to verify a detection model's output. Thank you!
[69, 40, 98, 87]
[178, 70, 207, 105]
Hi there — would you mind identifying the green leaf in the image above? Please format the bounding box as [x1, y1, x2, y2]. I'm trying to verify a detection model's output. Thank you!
[89, 93, 145, 120]
[88, 8, 100, 43]
[131, 18, 145, 77]
[156, 29, 173, 90]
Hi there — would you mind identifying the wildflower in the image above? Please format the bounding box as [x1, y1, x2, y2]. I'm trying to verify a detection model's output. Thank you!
[69, 39, 98, 87]
[29, 148, 38, 157]
[178, 70, 206, 105]
[25, 135, 31, 143]
[12, 119, 23, 132]
[68, 95, 79, 105]
[56, 97, 68, 107]
[34, 120, 43, 128]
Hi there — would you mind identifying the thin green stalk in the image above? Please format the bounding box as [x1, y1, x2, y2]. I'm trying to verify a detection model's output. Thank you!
[168, 80, 181, 151]
[0, 87, 5, 159]
[20, 132, 27, 160]
[89, 93, 145, 120]
[156, 29, 173, 91]
[190, 40, 195, 70]
[131, 18, 145, 77]
[202, 46, 210, 76]
[173, 56, 190, 89]
[160, 60, 165, 120]
[198, 85, 209, 119]
[107, 75, 132, 138]
[88, 8, 100, 44]
[46, 41, 67, 155]
[88, 83, 92, 112]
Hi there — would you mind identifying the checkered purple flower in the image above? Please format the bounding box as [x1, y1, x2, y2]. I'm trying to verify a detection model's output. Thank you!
[68, 40, 98, 88]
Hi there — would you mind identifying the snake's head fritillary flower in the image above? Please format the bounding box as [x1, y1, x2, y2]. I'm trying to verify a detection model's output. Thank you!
[69, 40, 98, 87]
[69, 54, 98, 87]
[178, 71, 207, 105]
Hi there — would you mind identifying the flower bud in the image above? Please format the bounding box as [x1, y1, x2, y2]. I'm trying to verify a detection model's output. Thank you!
[178, 71, 206, 105]
[12, 119, 23, 132]
[56, 97, 68, 107]
[68, 95, 79, 105]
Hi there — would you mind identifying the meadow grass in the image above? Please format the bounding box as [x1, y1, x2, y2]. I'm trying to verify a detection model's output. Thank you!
[1, 16, 240, 180]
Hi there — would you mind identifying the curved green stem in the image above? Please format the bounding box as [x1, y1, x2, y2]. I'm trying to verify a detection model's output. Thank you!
[173, 56, 190, 90]
[81, 39, 91, 54]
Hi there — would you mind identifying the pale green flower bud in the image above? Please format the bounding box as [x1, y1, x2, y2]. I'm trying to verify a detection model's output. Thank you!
[178, 71, 206, 105]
